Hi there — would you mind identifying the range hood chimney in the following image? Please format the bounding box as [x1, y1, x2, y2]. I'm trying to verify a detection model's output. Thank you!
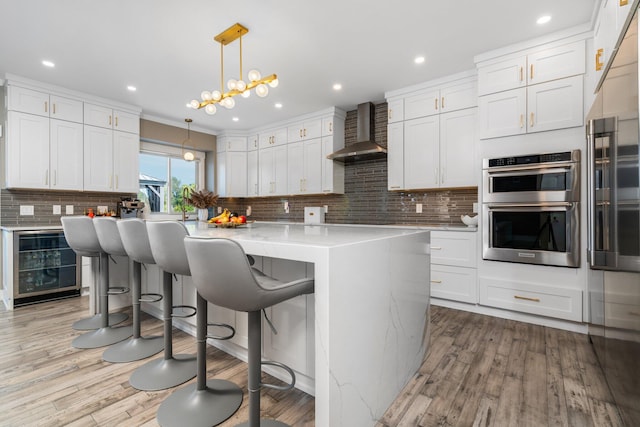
[327, 102, 387, 162]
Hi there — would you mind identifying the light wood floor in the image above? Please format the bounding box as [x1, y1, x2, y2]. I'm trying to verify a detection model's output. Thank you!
[0, 296, 623, 426]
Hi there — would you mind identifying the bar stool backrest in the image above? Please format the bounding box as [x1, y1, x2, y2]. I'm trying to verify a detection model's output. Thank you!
[146, 221, 191, 276]
[185, 237, 312, 313]
[117, 219, 156, 265]
[94, 217, 128, 257]
[61, 216, 102, 257]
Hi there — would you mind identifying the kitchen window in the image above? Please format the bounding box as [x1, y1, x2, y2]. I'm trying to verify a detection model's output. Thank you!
[138, 141, 205, 216]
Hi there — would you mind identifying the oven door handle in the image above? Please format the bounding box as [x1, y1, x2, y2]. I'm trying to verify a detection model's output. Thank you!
[486, 166, 573, 178]
[486, 202, 574, 209]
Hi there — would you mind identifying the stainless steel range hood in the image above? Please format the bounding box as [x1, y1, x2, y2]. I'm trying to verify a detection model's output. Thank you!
[327, 102, 387, 162]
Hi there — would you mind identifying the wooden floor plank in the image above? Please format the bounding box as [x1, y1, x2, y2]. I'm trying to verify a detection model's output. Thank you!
[1, 297, 626, 427]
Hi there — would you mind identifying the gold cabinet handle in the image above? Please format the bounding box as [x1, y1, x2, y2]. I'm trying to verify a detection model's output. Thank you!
[116, 175, 119, 189]
[53, 103, 56, 114]
[44, 101, 48, 113]
[390, 185, 400, 189]
[595, 48, 604, 71]
[430, 280, 442, 284]
[441, 97, 445, 109]
[530, 112, 534, 127]
[53, 170, 57, 186]
[115, 116, 118, 127]
[388, 109, 393, 120]
[45, 169, 49, 185]
[514, 295, 540, 302]
[109, 115, 112, 126]
[299, 129, 303, 138]
[520, 66, 524, 82]
[434, 98, 438, 110]
[109, 174, 113, 189]
[329, 122, 333, 132]
[519, 114, 524, 128]
[303, 128, 307, 137]
[620, 0, 628, 5]
[530, 64, 534, 80]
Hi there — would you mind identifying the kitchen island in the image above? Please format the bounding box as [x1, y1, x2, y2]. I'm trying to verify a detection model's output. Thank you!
[182, 222, 431, 426]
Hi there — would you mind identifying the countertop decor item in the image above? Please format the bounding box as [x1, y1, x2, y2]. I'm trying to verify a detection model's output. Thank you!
[189, 23, 279, 116]
[185, 189, 218, 222]
[461, 214, 478, 227]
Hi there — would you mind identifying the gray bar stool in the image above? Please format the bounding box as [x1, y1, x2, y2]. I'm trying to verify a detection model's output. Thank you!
[61, 216, 128, 331]
[184, 237, 315, 427]
[62, 216, 133, 348]
[100, 218, 164, 362]
[156, 226, 243, 426]
[129, 221, 197, 391]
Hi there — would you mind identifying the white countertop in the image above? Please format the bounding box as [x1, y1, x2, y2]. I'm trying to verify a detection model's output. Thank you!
[1, 220, 477, 233]
[186, 221, 436, 248]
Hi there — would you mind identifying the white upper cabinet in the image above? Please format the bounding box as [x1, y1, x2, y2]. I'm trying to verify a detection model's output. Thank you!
[593, 0, 633, 78]
[385, 73, 478, 191]
[259, 127, 288, 149]
[287, 139, 322, 194]
[479, 75, 583, 139]
[387, 98, 404, 123]
[259, 144, 287, 196]
[84, 103, 139, 134]
[216, 136, 248, 197]
[477, 38, 586, 139]
[8, 86, 83, 123]
[287, 119, 322, 143]
[478, 40, 585, 96]
[6, 87, 83, 190]
[112, 131, 140, 193]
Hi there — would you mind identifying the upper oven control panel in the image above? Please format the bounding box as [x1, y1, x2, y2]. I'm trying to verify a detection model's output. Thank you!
[487, 151, 575, 168]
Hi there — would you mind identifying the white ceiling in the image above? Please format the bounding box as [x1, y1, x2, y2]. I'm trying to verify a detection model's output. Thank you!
[0, 0, 597, 134]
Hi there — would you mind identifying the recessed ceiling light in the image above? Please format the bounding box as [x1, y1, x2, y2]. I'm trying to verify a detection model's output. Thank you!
[42, 60, 55, 68]
[333, 83, 342, 91]
[275, 103, 283, 109]
[414, 56, 425, 64]
[537, 15, 551, 25]
[186, 102, 193, 108]
[232, 117, 239, 122]
[127, 85, 137, 92]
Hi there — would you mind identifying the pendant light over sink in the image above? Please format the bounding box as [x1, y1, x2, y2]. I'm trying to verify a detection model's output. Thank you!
[189, 23, 279, 115]
[182, 118, 195, 161]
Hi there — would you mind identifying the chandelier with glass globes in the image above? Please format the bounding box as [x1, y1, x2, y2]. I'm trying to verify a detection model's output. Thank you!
[190, 23, 278, 115]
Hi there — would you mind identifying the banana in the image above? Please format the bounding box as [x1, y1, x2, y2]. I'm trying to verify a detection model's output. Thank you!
[208, 208, 230, 223]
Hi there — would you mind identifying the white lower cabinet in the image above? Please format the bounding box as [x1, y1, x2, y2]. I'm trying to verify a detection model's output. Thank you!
[479, 277, 583, 322]
[430, 231, 478, 304]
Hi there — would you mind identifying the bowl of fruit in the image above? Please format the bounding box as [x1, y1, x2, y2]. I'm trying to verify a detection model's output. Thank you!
[208, 209, 249, 228]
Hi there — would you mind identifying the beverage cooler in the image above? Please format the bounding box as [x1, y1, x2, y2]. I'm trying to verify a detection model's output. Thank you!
[12, 230, 81, 306]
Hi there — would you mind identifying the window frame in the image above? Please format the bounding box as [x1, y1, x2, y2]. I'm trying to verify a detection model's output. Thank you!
[139, 140, 206, 219]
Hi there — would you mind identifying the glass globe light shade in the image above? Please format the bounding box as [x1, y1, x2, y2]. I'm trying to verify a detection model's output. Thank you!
[225, 97, 236, 109]
[204, 104, 217, 115]
[227, 79, 237, 91]
[235, 80, 247, 92]
[190, 99, 200, 109]
[241, 90, 251, 98]
[247, 69, 261, 82]
[212, 90, 222, 101]
[183, 151, 195, 161]
[268, 78, 279, 88]
[201, 91, 212, 101]
[256, 84, 269, 97]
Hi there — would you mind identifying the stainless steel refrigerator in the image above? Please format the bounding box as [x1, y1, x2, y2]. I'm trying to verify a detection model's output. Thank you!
[586, 4, 640, 425]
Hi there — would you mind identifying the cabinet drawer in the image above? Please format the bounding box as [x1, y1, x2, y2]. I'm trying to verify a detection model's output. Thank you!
[430, 264, 477, 304]
[430, 231, 477, 268]
[479, 277, 582, 322]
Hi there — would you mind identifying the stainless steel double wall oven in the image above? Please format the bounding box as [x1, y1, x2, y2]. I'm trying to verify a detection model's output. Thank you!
[482, 150, 581, 267]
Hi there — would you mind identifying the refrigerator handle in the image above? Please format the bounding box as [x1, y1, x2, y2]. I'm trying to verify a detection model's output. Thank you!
[587, 122, 596, 266]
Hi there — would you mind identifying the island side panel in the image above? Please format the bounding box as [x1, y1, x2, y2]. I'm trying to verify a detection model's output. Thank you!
[324, 231, 431, 426]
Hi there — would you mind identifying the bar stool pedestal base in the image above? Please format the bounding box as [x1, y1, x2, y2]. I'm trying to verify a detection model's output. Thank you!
[72, 312, 128, 331]
[129, 354, 196, 391]
[72, 325, 133, 349]
[157, 380, 243, 427]
[102, 335, 164, 363]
